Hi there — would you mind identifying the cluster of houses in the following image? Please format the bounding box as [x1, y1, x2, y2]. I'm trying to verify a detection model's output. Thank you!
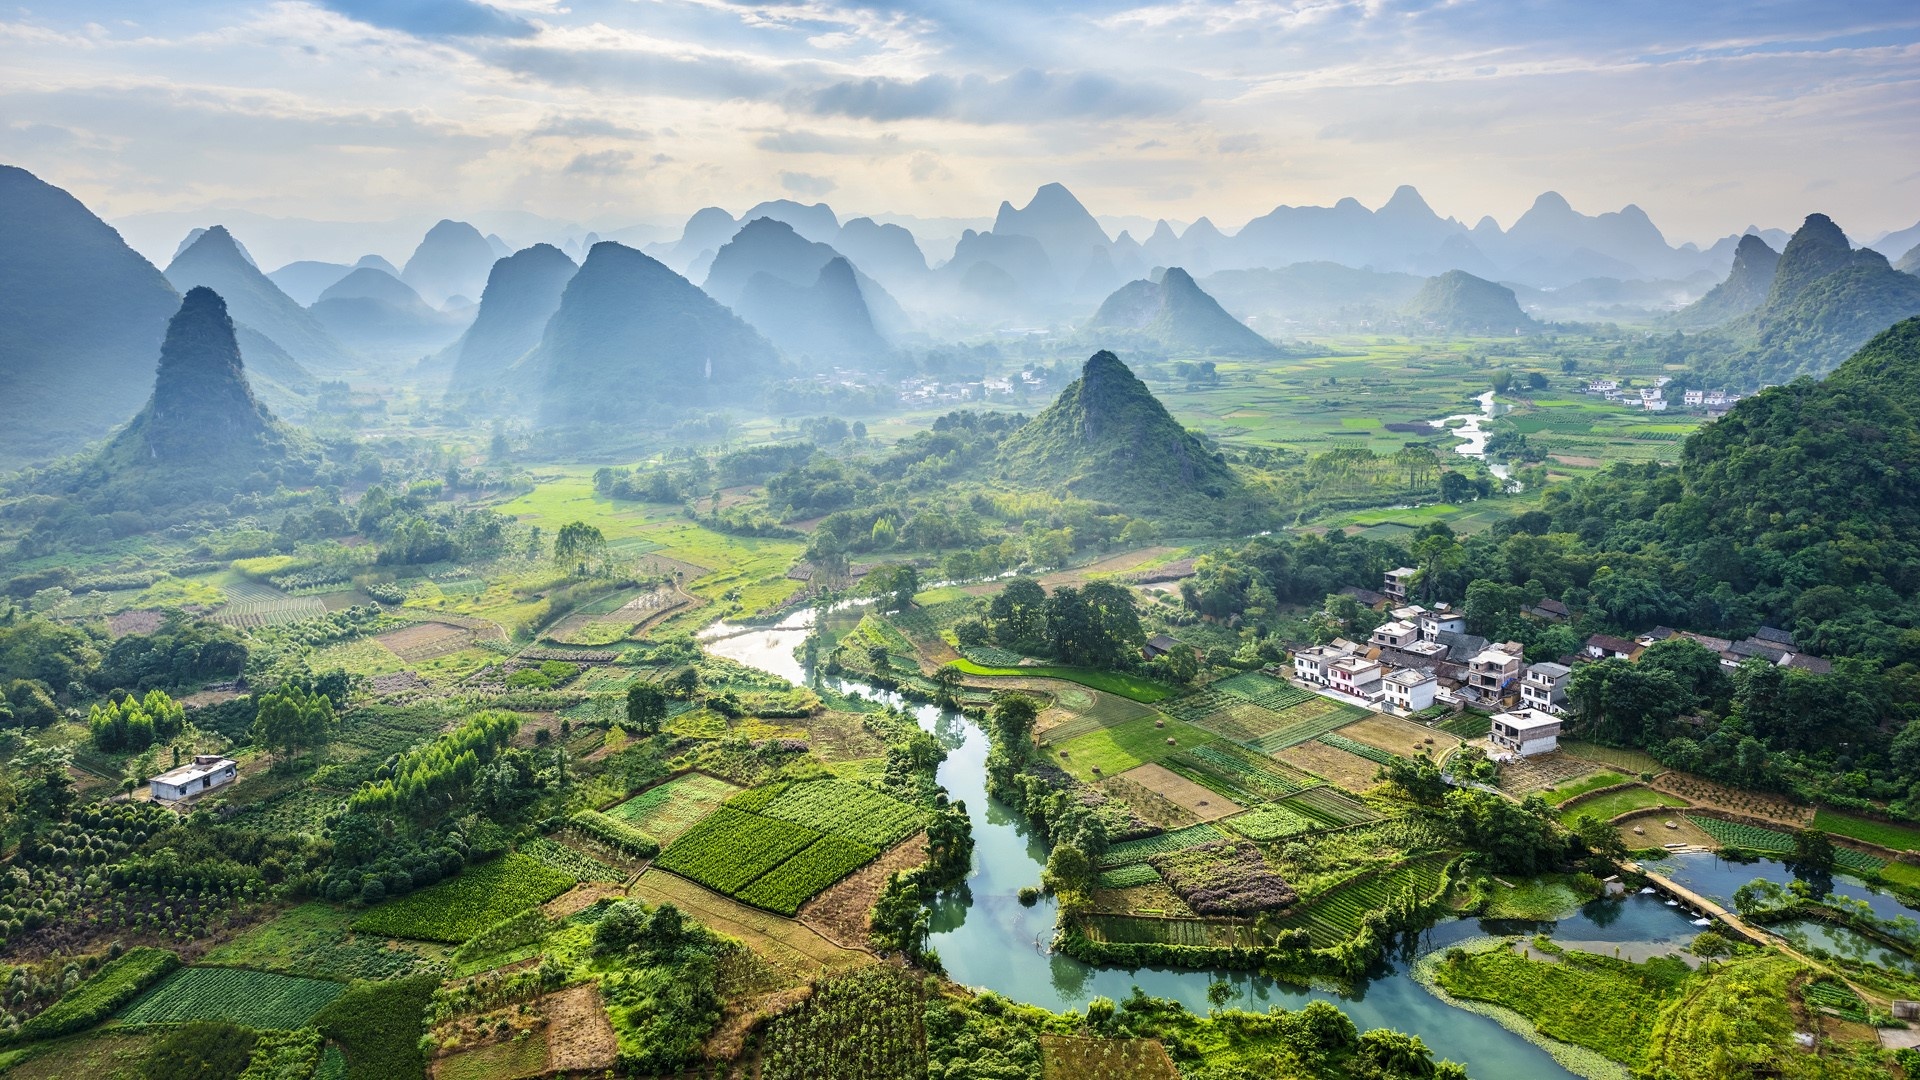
[1288, 569, 1832, 761]
[897, 369, 1048, 406]
[1582, 377, 1748, 415]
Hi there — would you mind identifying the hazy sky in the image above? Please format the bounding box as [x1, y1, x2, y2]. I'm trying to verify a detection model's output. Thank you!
[4, 0, 1918, 250]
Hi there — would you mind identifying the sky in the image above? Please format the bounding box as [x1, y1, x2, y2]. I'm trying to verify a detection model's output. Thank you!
[3, 0, 1918, 262]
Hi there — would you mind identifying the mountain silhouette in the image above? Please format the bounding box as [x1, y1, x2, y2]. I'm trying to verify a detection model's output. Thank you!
[0, 165, 181, 465]
[736, 257, 889, 361]
[1087, 267, 1281, 357]
[166, 225, 349, 377]
[1672, 234, 1780, 328]
[400, 219, 498, 306]
[1404, 270, 1536, 334]
[443, 243, 577, 399]
[1727, 214, 1920, 380]
[526, 242, 780, 424]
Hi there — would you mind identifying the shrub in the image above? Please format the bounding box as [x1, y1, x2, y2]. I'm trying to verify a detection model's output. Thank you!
[13, 946, 179, 1041]
[312, 974, 440, 1080]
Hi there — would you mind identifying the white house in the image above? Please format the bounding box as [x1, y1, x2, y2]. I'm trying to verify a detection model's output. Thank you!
[1382, 668, 1438, 715]
[1490, 709, 1562, 757]
[150, 755, 238, 802]
[1383, 567, 1418, 602]
[1369, 620, 1421, 650]
[1683, 390, 1706, 407]
[1326, 655, 1384, 700]
[1588, 379, 1619, 393]
[1464, 647, 1524, 707]
[1520, 662, 1572, 714]
[1419, 610, 1466, 642]
[1293, 643, 1354, 686]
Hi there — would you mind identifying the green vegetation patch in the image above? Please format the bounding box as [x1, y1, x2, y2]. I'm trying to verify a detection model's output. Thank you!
[1537, 771, 1630, 806]
[1098, 824, 1226, 869]
[1267, 856, 1452, 947]
[355, 853, 575, 943]
[605, 772, 740, 843]
[203, 903, 441, 982]
[1242, 697, 1371, 753]
[736, 835, 880, 916]
[1555, 785, 1686, 824]
[1688, 816, 1886, 874]
[17, 947, 179, 1041]
[757, 779, 924, 848]
[1097, 864, 1164, 890]
[435, 1032, 549, 1080]
[1810, 809, 1920, 852]
[654, 807, 823, 894]
[1436, 712, 1494, 739]
[1211, 671, 1314, 710]
[948, 658, 1174, 702]
[118, 966, 345, 1029]
[1221, 803, 1319, 842]
[1054, 714, 1219, 782]
[1278, 786, 1381, 828]
[1316, 732, 1400, 767]
[313, 974, 440, 1080]
[520, 837, 623, 883]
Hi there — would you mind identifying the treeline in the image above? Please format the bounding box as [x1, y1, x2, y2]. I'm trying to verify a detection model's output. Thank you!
[345, 711, 520, 818]
[86, 689, 186, 752]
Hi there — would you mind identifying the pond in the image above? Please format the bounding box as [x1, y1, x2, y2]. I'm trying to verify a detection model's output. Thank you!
[1767, 918, 1919, 974]
[1641, 850, 1920, 924]
[702, 614, 1708, 1079]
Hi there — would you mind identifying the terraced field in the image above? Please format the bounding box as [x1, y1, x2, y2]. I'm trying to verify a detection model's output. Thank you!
[1687, 815, 1886, 874]
[1098, 824, 1226, 869]
[1264, 855, 1453, 946]
[1078, 915, 1263, 949]
[1278, 787, 1381, 829]
[213, 580, 328, 628]
[606, 773, 740, 843]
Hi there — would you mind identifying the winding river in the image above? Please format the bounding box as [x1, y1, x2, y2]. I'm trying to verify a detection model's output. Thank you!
[701, 608, 1708, 1079]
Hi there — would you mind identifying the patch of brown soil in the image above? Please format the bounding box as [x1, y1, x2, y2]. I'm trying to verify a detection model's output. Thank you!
[1113, 763, 1242, 822]
[542, 983, 619, 1072]
[1549, 453, 1604, 468]
[1651, 771, 1812, 826]
[798, 833, 928, 949]
[108, 610, 166, 637]
[544, 883, 626, 920]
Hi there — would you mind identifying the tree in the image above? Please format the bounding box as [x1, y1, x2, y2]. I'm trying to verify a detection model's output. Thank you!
[865, 564, 919, 612]
[250, 684, 336, 765]
[141, 1021, 257, 1080]
[1689, 930, 1734, 970]
[553, 520, 607, 576]
[626, 683, 668, 735]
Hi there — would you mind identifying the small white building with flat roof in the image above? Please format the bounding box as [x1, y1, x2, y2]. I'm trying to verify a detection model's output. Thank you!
[1489, 709, 1561, 758]
[150, 755, 238, 802]
[1382, 668, 1437, 715]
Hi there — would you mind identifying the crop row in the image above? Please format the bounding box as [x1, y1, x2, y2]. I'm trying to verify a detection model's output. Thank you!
[1186, 744, 1312, 796]
[1212, 672, 1315, 711]
[1266, 857, 1451, 946]
[354, 854, 575, 944]
[1097, 864, 1163, 890]
[520, 838, 623, 883]
[119, 966, 344, 1029]
[568, 810, 661, 858]
[1316, 733, 1401, 767]
[1078, 915, 1261, 948]
[1281, 787, 1381, 828]
[756, 780, 923, 848]
[1243, 698, 1369, 753]
[1098, 824, 1226, 869]
[606, 773, 739, 843]
[736, 836, 878, 915]
[655, 808, 823, 894]
[1687, 816, 1885, 874]
[16, 947, 179, 1041]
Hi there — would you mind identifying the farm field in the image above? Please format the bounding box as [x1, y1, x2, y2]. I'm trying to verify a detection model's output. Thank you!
[755, 780, 925, 848]
[1687, 816, 1886, 874]
[1279, 787, 1382, 829]
[1556, 785, 1688, 824]
[1315, 732, 1399, 767]
[1810, 809, 1920, 852]
[1099, 824, 1227, 869]
[1265, 855, 1452, 946]
[1495, 751, 1603, 797]
[1537, 771, 1631, 806]
[1035, 688, 1161, 743]
[1161, 742, 1317, 805]
[1560, 740, 1664, 776]
[1275, 739, 1379, 791]
[605, 772, 741, 843]
[629, 871, 870, 980]
[1221, 803, 1320, 842]
[949, 658, 1175, 702]
[1334, 713, 1457, 757]
[355, 853, 576, 943]
[1052, 715, 1220, 783]
[1114, 762, 1243, 821]
[117, 966, 345, 1028]
[435, 1032, 549, 1080]
[202, 902, 445, 981]
[1039, 1035, 1180, 1079]
[655, 808, 824, 894]
[1652, 772, 1812, 826]
[1242, 696, 1372, 754]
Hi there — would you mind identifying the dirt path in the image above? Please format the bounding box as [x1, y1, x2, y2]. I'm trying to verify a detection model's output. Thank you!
[543, 984, 619, 1072]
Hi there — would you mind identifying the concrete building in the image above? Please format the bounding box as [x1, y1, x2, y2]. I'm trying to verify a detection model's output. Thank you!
[1293, 643, 1354, 686]
[1326, 655, 1384, 701]
[1419, 610, 1466, 642]
[1520, 662, 1572, 714]
[1464, 647, 1524, 708]
[1369, 620, 1421, 650]
[1490, 709, 1562, 757]
[1382, 668, 1438, 715]
[150, 755, 238, 802]
[1383, 567, 1418, 602]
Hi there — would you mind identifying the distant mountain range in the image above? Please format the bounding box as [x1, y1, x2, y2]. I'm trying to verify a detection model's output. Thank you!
[442, 243, 577, 403]
[166, 225, 350, 381]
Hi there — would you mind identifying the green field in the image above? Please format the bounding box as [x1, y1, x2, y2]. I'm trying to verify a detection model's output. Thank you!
[1555, 785, 1687, 823]
[1097, 824, 1226, 869]
[1265, 856, 1451, 946]
[1537, 771, 1629, 806]
[118, 967, 345, 1029]
[1810, 809, 1920, 852]
[203, 903, 442, 981]
[948, 658, 1175, 702]
[755, 779, 924, 848]
[655, 807, 823, 894]
[354, 854, 575, 943]
[605, 772, 741, 843]
[1053, 714, 1220, 782]
[1687, 816, 1886, 874]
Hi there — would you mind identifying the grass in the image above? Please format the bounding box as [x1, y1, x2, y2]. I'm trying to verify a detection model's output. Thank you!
[1537, 771, 1630, 806]
[117, 967, 345, 1029]
[435, 1032, 549, 1080]
[355, 854, 575, 943]
[948, 658, 1175, 702]
[1052, 714, 1220, 782]
[0, 1032, 159, 1080]
[1556, 785, 1688, 823]
[1429, 940, 1692, 1069]
[605, 773, 740, 843]
[202, 902, 444, 981]
[1811, 808, 1920, 852]
[312, 974, 440, 1080]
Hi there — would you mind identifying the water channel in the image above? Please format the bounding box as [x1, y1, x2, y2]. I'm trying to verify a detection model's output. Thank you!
[1432, 389, 1515, 483]
[701, 607, 1709, 1079]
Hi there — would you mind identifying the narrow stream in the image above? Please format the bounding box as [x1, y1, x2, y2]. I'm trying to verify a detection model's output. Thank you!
[1432, 389, 1513, 482]
[701, 610, 1708, 1079]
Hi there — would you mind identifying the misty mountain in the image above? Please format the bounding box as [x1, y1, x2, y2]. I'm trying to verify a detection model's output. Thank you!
[996, 350, 1240, 516]
[1481, 192, 1687, 284]
[1506, 272, 1717, 322]
[736, 257, 889, 362]
[1721, 213, 1920, 381]
[740, 199, 840, 244]
[308, 267, 471, 359]
[174, 227, 257, 267]
[1872, 220, 1920, 262]
[269, 260, 354, 305]
[835, 217, 929, 287]
[703, 218, 907, 339]
[400, 220, 497, 307]
[166, 225, 353, 378]
[525, 242, 780, 425]
[992, 183, 1115, 297]
[939, 230, 1059, 319]
[1671, 234, 1780, 328]
[0, 165, 183, 465]
[1086, 267, 1281, 358]
[1404, 270, 1536, 334]
[443, 243, 577, 400]
[1898, 245, 1920, 276]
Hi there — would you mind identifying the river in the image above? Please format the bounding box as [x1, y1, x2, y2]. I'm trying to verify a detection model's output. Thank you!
[1432, 390, 1514, 483]
[702, 609, 1705, 1079]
